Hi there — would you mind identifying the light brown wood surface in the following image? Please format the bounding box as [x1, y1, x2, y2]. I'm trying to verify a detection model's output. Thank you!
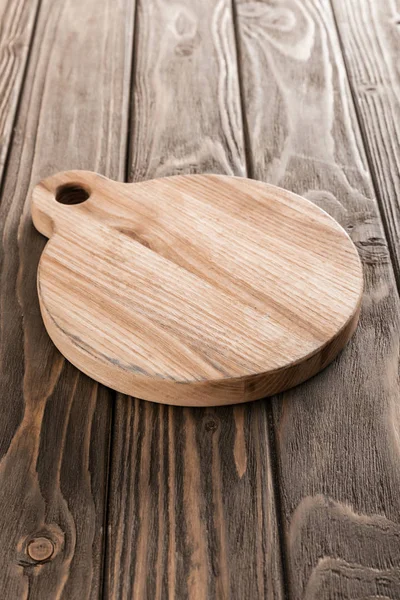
[32, 170, 362, 406]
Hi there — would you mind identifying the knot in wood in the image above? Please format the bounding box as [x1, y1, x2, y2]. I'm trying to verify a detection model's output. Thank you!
[27, 537, 54, 562]
[174, 10, 197, 37]
[205, 419, 218, 433]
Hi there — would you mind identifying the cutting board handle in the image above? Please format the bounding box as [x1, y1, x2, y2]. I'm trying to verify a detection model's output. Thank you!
[31, 170, 109, 238]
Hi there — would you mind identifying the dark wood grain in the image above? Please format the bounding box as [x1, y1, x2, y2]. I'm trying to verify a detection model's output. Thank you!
[104, 1, 285, 598]
[330, 0, 400, 284]
[0, 0, 134, 596]
[236, 0, 400, 598]
[0, 0, 39, 184]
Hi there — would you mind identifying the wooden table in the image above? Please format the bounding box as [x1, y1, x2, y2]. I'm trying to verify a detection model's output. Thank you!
[0, 0, 398, 597]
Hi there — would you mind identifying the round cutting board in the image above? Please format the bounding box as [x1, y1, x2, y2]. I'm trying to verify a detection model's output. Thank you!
[31, 170, 363, 406]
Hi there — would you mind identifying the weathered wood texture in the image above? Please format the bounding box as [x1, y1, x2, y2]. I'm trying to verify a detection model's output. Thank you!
[104, 0, 284, 598]
[0, 0, 134, 596]
[1, 0, 399, 597]
[0, 0, 39, 184]
[236, 0, 400, 598]
[331, 0, 400, 283]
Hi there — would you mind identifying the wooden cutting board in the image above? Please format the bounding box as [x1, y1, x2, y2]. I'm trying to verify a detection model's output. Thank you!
[31, 170, 363, 406]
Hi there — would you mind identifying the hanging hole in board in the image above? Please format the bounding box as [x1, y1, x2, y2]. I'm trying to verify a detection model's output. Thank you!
[56, 183, 90, 205]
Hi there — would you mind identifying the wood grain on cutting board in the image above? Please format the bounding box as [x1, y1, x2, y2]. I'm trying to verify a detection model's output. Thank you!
[32, 170, 362, 406]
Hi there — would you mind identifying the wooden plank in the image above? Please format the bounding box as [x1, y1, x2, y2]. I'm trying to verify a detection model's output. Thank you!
[0, 0, 134, 596]
[104, 1, 285, 598]
[0, 0, 39, 184]
[235, 0, 400, 598]
[330, 0, 400, 281]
